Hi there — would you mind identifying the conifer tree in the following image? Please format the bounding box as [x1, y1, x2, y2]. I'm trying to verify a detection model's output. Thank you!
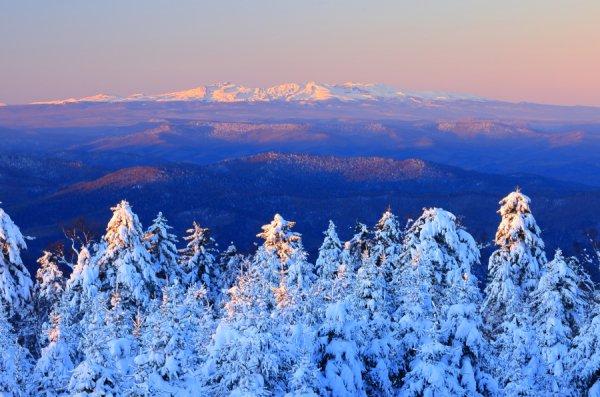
[394, 255, 462, 396]
[34, 250, 65, 310]
[218, 243, 245, 295]
[284, 243, 313, 294]
[441, 271, 498, 396]
[316, 299, 365, 397]
[567, 293, 600, 395]
[105, 291, 139, 392]
[493, 295, 552, 396]
[145, 212, 180, 285]
[33, 309, 76, 396]
[180, 282, 216, 369]
[257, 214, 302, 264]
[394, 208, 497, 394]
[0, 205, 33, 318]
[254, 214, 304, 287]
[68, 296, 118, 396]
[132, 283, 190, 395]
[340, 222, 370, 273]
[180, 222, 220, 303]
[33, 250, 66, 347]
[371, 209, 403, 283]
[63, 245, 100, 313]
[97, 200, 159, 309]
[0, 305, 31, 396]
[56, 245, 101, 369]
[483, 190, 546, 330]
[398, 208, 480, 312]
[351, 251, 394, 396]
[315, 221, 343, 282]
[206, 261, 285, 396]
[286, 347, 321, 397]
[530, 250, 587, 392]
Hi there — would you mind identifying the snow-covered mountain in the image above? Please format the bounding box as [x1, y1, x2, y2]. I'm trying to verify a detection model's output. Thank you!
[30, 82, 483, 105]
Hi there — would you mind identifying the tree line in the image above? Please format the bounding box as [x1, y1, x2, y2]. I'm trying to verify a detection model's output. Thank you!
[0, 190, 599, 396]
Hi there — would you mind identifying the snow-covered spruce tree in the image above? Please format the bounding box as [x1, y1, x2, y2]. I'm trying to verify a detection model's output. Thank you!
[68, 296, 118, 396]
[394, 250, 462, 396]
[530, 249, 587, 392]
[180, 282, 216, 370]
[440, 268, 498, 396]
[206, 261, 285, 396]
[218, 243, 245, 295]
[312, 221, 344, 324]
[63, 245, 100, 315]
[286, 346, 322, 397]
[97, 200, 159, 309]
[398, 208, 481, 313]
[253, 214, 304, 287]
[313, 240, 363, 397]
[395, 207, 496, 394]
[316, 298, 365, 397]
[32, 309, 76, 396]
[340, 222, 370, 273]
[33, 250, 66, 351]
[371, 208, 403, 283]
[350, 251, 395, 396]
[0, 205, 33, 319]
[132, 283, 190, 396]
[567, 293, 600, 395]
[482, 190, 546, 331]
[54, 245, 101, 369]
[105, 290, 139, 392]
[0, 305, 31, 396]
[255, 214, 315, 371]
[493, 294, 552, 396]
[34, 250, 65, 310]
[284, 239, 313, 294]
[145, 212, 180, 285]
[315, 221, 343, 284]
[180, 221, 220, 304]
[267, 222, 319, 397]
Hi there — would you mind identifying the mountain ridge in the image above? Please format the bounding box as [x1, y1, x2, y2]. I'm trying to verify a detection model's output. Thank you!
[28, 81, 484, 105]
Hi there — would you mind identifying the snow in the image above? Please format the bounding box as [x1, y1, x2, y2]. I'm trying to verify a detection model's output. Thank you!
[0, 192, 598, 395]
[0, 206, 33, 317]
[26, 81, 487, 105]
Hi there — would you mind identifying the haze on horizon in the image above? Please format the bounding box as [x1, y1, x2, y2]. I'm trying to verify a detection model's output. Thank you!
[1, 0, 599, 106]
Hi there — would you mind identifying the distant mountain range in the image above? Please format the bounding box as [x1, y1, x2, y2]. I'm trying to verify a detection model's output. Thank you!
[1, 151, 598, 282]
[27, 81, 484, 105]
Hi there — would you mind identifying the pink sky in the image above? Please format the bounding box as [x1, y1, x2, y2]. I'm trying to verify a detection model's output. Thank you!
[1, 1, 599, 106]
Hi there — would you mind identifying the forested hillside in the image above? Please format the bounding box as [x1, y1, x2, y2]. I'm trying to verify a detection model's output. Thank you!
[1, 191, 599, 395]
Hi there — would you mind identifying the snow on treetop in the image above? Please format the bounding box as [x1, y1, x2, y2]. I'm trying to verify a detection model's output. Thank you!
[104, 200, 145, 251]
[411, 209, 477, 251]
[257, 214, 302, 262]
[0, 207, 28, 265]
[0, 205, 33, 315]
[494, 190, 545, 252]
[498, 190, 533, 217]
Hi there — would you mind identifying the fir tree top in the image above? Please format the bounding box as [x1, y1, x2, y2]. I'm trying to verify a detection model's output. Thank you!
[315, 221, 342, 279]
[257, 214, 302, 263]
[103, 200, 147, 255]
[495, 190, 545, 257]
[0, 205, 33, 316]
[35, 250, 65, 302]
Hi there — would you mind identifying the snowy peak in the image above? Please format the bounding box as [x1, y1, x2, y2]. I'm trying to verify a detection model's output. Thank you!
[31, 93, 120, 105]
[28, 82, 484, 105]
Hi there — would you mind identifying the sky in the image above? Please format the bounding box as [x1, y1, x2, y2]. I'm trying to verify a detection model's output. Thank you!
[1, 0, 599, 106]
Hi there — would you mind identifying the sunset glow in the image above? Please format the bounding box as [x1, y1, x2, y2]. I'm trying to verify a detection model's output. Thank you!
[1, 0, 599, 105]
